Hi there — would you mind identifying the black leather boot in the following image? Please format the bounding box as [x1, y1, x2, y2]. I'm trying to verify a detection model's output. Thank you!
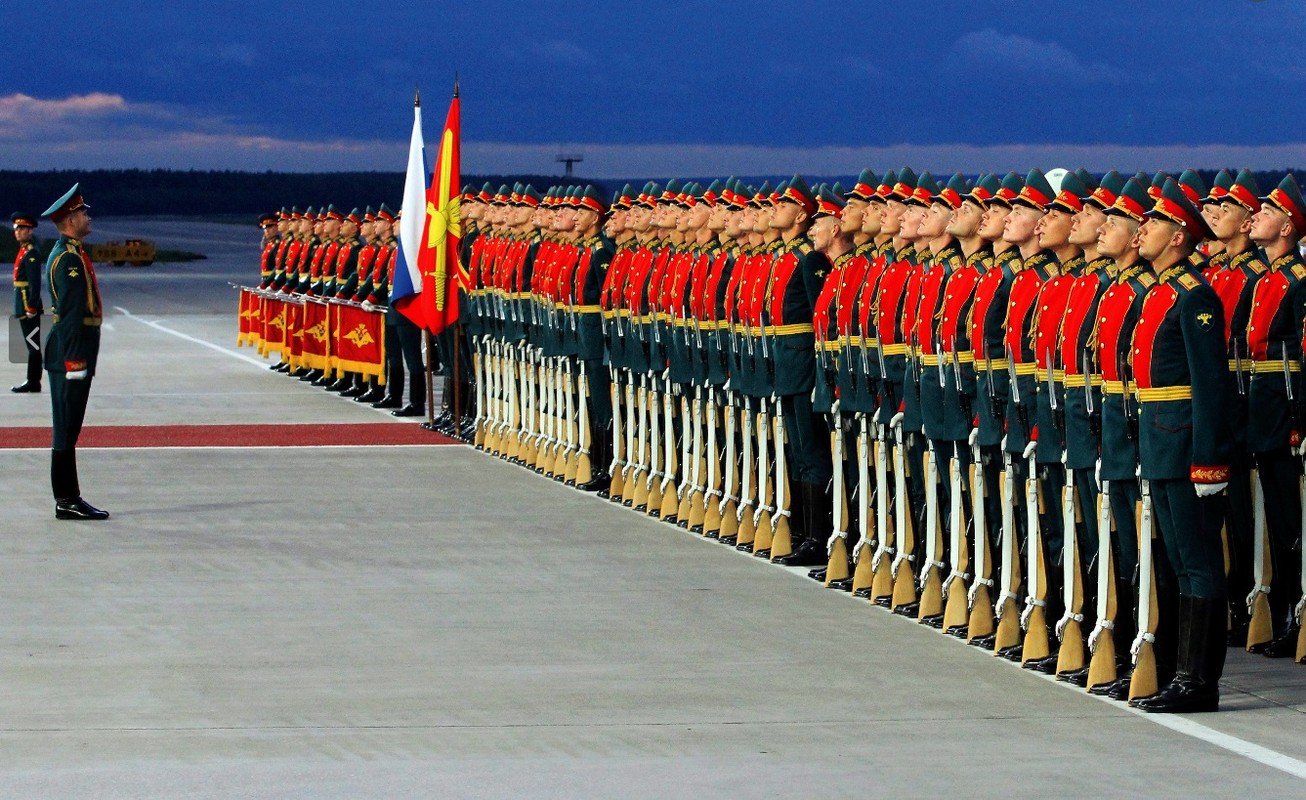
[774, 482, 828, 566]
[1136, 595, 1222, 713]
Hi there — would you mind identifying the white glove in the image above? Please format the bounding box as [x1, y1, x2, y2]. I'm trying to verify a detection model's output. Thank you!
[1023, 440, 1037, 459]
[1195, 482, 1227, 498]
[968, 428, 979, 447]
[360, 300, 377, 312]
[890, 411, 904, 430]
[66, 369, 88, 381]
[1295, 440, 1306, 458]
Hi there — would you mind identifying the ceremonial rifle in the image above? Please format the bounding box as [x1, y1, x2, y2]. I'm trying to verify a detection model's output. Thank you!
[1129, 476, 1160, 701]
[826, 399, 851, 584]
[993, 350, 1025, 653]
[850, 411, 876, 594]
[944, 351, 975, 634]
[1020, 352, 1054, 665]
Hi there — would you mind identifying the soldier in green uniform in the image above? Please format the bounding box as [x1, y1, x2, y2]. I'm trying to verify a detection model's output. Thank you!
[11, 212, 44, 393]
[41, 184, 108, 520]
[1130, 178, 1232, 713]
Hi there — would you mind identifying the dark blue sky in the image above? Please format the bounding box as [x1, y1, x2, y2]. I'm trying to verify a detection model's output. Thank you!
[3, 1, 1305, 175]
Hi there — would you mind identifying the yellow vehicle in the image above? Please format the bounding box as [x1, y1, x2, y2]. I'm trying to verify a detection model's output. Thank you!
[90, 238, 156, 266]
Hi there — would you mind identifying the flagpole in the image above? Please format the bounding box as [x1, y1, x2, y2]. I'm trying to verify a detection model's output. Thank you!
[424, 330, 435, 428]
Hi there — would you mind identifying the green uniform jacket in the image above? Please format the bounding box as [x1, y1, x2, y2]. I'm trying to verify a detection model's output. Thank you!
[45, 235, 102, 375]
[1135, 259, 1232, 483]
[13, 240, 43, 317]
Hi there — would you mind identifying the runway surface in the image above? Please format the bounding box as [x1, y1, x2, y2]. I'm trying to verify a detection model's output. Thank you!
[0, 219, 1303, 798]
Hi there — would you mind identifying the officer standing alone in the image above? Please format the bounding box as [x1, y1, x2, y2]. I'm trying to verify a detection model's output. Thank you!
[42, 184, 109, 521]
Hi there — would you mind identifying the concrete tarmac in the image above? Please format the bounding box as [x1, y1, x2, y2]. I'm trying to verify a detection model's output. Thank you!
[1, 219, 1304, 798]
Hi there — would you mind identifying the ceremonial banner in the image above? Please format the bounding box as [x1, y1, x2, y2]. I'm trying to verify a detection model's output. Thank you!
[299, 299, 331, 371]
[260, 295, 287, 358]
[415, 88, 461, 335]
[331, 302, 386, 382]
[237, 288, 262, 348]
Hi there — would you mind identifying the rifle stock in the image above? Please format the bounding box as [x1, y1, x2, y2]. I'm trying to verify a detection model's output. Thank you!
[942, 446, 970, 632]
[1056, 477, 1085, 674]
[1247, 468, 1275, 650]
[1021, 458, 1051, 664]
[753, 401, 775, 554]
[736, 405, 757, 548]
[850, 417, 876, 594]
[657, 384, 680, 520]
[917, 448, 945, 621]
[965, 449, 994, 641]
[1129, 488, 1159, 701]
[826, 418, 851, 584]
[871, 423, 897, 603]
[769, 405, 794, 560]
[890, 426, 918, 610]
[574, 365, 592, 486]
[608, 377, 627, 499]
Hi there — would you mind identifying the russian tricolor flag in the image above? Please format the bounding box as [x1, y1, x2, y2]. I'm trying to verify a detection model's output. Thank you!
[392, 93, 430, 329]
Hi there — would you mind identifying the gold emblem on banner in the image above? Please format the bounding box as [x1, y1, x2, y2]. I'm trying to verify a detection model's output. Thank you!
[344, 323, 375, 347]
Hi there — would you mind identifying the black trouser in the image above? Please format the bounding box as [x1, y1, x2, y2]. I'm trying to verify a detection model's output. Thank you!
[395, 318, 427, 408]
[18, 315, 41, 383]
[49, 372, 92, 500]
[1254, 448, 1303, 631]
[383, 323, 403, 399]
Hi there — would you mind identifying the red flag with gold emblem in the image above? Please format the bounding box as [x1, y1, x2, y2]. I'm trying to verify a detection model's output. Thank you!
[410, 86, 461, 334]
[333, 303, 386, 381]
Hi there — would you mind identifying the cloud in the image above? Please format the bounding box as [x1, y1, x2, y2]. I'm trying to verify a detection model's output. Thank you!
[6, 94, 1306, 175]
[952, 29, 1121, 85]
[0, 92, 211, 141]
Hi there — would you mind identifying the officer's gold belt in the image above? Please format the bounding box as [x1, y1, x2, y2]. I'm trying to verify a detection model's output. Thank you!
[1102, 380, 1136, 395]
[978, 357, 1007, 372]
[821, 340, 842, 353]
[1011, 362, 1037, 376]
[52, 315, 102, 326]
[13, 280, 28, 287]
[880, 343, 908, 356]
[574, 305, 602, 314]
[1250, 359, 1302, 374]
[1136, 386, 1193, 403]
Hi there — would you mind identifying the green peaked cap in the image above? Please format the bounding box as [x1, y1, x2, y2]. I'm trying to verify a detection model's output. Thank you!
[1177, 169, 1207, 206]
[1104, 177, 1151, 221]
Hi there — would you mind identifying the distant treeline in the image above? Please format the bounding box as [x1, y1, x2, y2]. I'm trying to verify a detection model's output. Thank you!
[0, 170, 603, 220]
[2, 168, 1303, 219]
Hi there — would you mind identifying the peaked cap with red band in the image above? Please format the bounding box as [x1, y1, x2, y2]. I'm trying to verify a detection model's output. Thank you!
[1086, 170, 1126, 210]
[1011, 168, 1054, 211]
[1145, 177, 1215, 240]
[1105, 177, 1152, 222]
[1046, 169, 1089, 214]
[1261, 172, 1306, 236]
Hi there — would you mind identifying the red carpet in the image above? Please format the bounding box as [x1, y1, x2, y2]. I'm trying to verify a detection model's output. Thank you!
[0, 424, 461, 449]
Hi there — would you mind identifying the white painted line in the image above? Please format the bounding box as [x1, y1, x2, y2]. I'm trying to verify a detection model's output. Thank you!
[1123, 705, 1306, 780]
[533, 460, 1306, 783]
[114, 306, 267, 367]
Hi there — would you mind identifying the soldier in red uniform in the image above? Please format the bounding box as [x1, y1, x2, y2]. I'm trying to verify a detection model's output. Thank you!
[1203, 170, 1267, 644]
[1244, 174, 1306, 657]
